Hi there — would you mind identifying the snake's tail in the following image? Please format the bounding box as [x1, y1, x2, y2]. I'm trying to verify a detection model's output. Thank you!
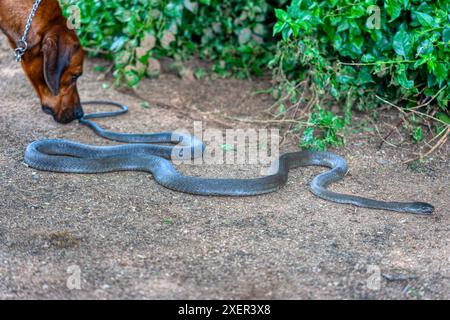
[310, 173, 434, 215]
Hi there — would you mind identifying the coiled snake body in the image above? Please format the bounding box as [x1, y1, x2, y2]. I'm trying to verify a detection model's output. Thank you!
[25, 101, 434, 215]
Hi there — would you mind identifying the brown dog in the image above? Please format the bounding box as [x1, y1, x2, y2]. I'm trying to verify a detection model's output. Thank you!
[0, 0, 84, 123]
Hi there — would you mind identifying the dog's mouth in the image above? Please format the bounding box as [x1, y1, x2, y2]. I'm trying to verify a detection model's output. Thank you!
[42, 105, 84, 124]
[42, 105, 54, 116]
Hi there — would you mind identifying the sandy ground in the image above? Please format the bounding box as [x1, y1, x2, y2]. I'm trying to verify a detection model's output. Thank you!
[0, 35, 449, 300]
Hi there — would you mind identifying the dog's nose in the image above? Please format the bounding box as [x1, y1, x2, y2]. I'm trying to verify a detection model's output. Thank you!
[74, 106, 84, 119]
[42, 105, 55, 116]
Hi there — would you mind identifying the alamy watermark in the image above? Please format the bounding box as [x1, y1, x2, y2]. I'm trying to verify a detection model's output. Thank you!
[366, 265, 381, 291]
[366, 5, 381, 30]
[66, 264, 81, 290]
[60, 0, 81, 30]
[171, 122, 280, 175]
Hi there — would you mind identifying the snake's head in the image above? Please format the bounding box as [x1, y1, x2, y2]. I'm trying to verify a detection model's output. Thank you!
[406, 202, 435, 215]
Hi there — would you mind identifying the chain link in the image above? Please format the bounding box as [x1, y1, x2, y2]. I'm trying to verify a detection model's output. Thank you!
[15, 0, 42, 62]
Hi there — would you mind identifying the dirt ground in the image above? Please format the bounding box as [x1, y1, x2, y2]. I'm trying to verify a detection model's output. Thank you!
[0, 35, 449, 300]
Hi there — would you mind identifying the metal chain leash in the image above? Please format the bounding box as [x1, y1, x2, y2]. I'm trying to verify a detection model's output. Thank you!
[15, 0, 42, 62]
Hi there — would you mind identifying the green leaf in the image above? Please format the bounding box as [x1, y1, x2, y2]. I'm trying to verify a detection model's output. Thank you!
[194, 68, 206, 79]
[94, 65, 107, 72]
[393, 27, 412, 58]
[124, 69, 140, 88]
[337, 74, 355, 85]
[412, 126, 423, 143]
[288, 21, 300, 37]
[277, 103, 287, 116]
[302, 127, 315, 145]
[110, 36, 127, 52]
[140, 101, 150, 109]
[395, 65, 414, 89]
[183, 0, 198, 13]
[350, 5, 365, 18]
[281, 26, 292, 41]
[416, 39, 433, 56]
[114, 8, 132, 23]
[287, 0, 302, 18]
[273, 21, 286, 36]
[356, 67, 374, 85]
[275, 9, 289, 22]
[436, 112, 450, 124]
[433, 64, 447, 85]
[385, 0, 402, 21]
[443, 28, 450, 44]
[163, 219, 173, 225]
[361, 54, 376, 63]
[414, 12, 438, 28]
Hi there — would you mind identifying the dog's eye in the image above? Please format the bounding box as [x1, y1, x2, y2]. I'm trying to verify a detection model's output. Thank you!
[72, 74, 82, 82]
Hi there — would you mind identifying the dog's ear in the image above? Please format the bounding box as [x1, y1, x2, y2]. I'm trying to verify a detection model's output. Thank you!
[41, 29, 71, 96]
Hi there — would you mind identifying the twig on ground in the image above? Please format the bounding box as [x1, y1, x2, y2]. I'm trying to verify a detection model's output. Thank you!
[95, 63, 115, 80]
[375, 94, 449, 162]
[287, 79, 309, 132]
[377, 118, 405, 149]
[117, 87, 235, 129]
[374, 123, 399, 149]
[375, 95, 448, 126]
[225, 116, 308, 125]
[410, 85, 447, 110]
[264, 81, 304, 113]
[189, 104, 235, 128]
[403, 126, 449, 164]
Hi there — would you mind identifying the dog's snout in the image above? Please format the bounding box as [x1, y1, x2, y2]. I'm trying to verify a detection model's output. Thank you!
[42, 105, 54, 116]
[44, 105, 84, 123]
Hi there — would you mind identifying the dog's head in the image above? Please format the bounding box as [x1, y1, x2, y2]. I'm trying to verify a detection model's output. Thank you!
[21, 25, 84, 123]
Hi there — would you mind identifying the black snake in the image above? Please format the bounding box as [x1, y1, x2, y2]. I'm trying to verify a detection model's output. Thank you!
[24, 101, 434, 215]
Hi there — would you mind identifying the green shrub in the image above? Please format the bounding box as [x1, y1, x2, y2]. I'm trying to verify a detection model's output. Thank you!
[271, 0, 449, 149]
[61, 0, 449, 151]
[60, 0, 284, 85]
